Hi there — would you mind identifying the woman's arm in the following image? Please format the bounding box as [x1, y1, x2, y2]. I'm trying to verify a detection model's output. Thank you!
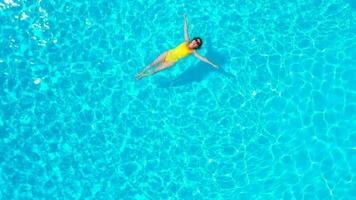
[193, 51, 219, 68]
[184, 14, 189, 43]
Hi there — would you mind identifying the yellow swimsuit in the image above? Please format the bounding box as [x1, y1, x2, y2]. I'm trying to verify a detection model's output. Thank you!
[165, 42, 193, 62]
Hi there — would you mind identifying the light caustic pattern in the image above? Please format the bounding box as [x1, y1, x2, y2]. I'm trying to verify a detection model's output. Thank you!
[0, 0, 355, 199]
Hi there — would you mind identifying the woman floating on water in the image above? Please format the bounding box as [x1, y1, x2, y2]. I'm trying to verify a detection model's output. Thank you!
[135, 14, 218, 80]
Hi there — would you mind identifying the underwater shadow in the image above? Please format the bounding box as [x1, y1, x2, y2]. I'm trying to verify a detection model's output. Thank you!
[156, 41, 235, 88]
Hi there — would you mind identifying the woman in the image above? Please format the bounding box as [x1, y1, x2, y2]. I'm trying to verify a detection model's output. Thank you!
[135, 15, 218, 80]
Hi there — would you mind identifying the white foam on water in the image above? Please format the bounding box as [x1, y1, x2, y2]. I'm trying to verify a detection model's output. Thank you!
[4, 0, 19, 6]
[38, 39, 47, 46]
[34, 78, 41, 85]
[32, 23, 41, 29]
[252, 91, 257, 96]
[20, 12, 28, 20]
[85, 18, 92, 27]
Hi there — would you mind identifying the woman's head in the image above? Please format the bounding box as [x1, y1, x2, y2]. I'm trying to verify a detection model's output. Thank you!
[189, 37, 203, 49]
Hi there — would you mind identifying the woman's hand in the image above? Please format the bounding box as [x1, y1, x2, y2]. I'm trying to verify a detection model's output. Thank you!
[212, 64, 219, 69]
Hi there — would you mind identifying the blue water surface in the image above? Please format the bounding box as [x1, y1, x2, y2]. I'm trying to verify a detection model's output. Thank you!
[1, 0, 355, 199]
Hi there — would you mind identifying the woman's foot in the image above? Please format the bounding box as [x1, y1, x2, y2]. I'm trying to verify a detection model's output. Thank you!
[135, 72, 146, 80]
[135, 72, 143, 80]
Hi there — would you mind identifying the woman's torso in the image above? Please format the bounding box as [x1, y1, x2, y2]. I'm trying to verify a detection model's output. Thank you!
[165, 42, 193, 62]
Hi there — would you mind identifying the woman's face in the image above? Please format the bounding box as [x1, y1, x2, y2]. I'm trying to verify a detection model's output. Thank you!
[188, 39, 201, 49]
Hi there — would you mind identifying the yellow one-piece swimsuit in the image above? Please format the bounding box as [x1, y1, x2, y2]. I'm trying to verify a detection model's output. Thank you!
[165, 42, 193, 62]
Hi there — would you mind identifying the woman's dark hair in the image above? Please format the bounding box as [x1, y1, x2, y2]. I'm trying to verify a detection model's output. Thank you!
[191, 37, 203, 49]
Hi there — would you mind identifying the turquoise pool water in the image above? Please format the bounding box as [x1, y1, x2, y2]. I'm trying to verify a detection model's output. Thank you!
[1, 0, 355, 199]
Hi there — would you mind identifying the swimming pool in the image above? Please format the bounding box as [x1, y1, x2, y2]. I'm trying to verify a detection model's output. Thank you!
[1, 0, 355, 199]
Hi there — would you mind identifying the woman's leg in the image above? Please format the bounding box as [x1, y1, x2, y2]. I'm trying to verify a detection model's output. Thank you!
[137, 62, 175, 80]
[136, 51, 168, 77]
